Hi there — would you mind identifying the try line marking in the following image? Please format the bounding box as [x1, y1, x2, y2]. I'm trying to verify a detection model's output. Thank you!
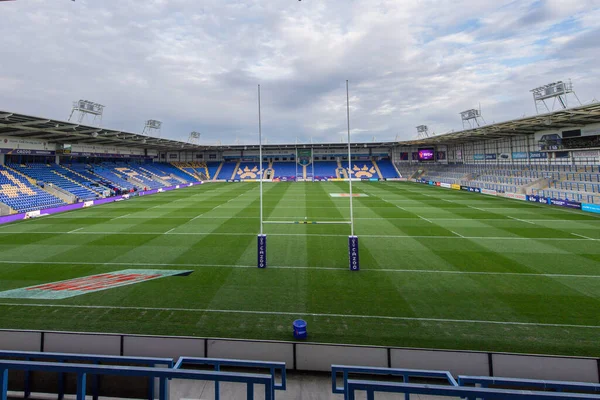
[0, 260, 598, 279]
[0, 302, 598, 329]
[0, 231, 596, 240]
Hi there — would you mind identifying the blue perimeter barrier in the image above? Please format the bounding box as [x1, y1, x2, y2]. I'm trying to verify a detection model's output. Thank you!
[331, 365, 458, 400]
[174, 357, 286, 400]
[458, 375, 600, 395]
[0, 350, 173, 400]
[346, 380, 600, 400]
[0, 359, 273, 400]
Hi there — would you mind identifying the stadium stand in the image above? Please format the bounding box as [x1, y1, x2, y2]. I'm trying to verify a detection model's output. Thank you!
[271, 162, 297, 179]
[375, 158, 400, 178]
[216, 161, 238, 180]
[0, 165, 65, 213]
[8, 163, 99, 201]
[172, 161, 208, 180]
[206, 161, 221, 180]
[0, 350, 599, 399]
[136, 163, 192, 185]
[313, 161, 338, 178]
[348, 161, 379, 179]
[91, 165, 137, 191]
[235, 162, 263, 180]
[397, 163, 600, 203]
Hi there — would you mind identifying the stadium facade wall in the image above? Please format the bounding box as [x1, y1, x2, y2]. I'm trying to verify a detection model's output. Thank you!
[0, 329, 598, 383]
[394, 122, 600, 165]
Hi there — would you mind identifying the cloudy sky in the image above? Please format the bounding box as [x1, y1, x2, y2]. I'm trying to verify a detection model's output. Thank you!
[1, 0, 599, 145]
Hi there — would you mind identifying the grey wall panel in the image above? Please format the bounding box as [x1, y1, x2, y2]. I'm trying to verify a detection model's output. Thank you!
[492, 354, 599, 383]
[296, 344, 387, 372]
[207, 339, 293, 366]
[0, 331, 41, 351]
[44, 333, 120, 355]
[391, 349, 489, 377]
[123, 335, 205, 359]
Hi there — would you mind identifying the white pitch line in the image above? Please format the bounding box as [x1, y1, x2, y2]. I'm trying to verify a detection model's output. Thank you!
[67, 227, 84, 234]
[418, 216, 433, 224]
[0, 302, 598, 330]
[571, 233, 595, 240]
[0, 231, 595, 240]
[111, 213, 131, 220]
[450, 230, 465, 238]
[0, 260, 598, 279]
[165, 227, 177, 234]
[508, 216, 536, 225]
[40, 216, 600, 222]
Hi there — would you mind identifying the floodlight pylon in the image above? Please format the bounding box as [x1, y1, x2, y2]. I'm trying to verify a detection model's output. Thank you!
[68, 100, 104, 126]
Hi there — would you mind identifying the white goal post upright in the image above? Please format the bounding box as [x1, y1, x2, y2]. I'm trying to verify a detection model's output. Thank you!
[346, 80, 360, 271]
[257, 84, 267, 268]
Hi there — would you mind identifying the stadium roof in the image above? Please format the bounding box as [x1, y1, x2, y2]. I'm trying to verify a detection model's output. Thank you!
[403, 102, 600, 146]
[1, 102, 600, 151]
[0, 111, 203, 151]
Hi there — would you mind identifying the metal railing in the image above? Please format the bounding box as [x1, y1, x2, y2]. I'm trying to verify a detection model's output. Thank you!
[459, 375, 600, 396]
[331, 364, 457, 400]
[346, 380, 600, 400]
[174, 357, 286, 400]
[0, 350, 172, 400]
[0, 360, 273, 400]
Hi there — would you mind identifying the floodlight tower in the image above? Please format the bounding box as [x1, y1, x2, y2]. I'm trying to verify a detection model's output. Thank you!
[188, 131, 201, 145]
[416, 125, 430, 139]
[142, 120, 162, 138]
[460, 108, 486, 129]
[68, 100, 104, 126]
[530, 80, 581, 114]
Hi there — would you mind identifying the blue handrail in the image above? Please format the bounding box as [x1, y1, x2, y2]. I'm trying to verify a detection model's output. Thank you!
[459, 375, 600, 394]
[0, 360, 273, 400]
[331, 365, 458, 400]
[346, 379, 600, 400]
[174, 357, 286, 400]
[0, 350, 173, 400]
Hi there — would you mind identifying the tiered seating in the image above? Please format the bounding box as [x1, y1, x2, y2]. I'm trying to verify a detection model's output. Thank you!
[532, 188, 600, 204]
[349, 161, 378, 179]
[206, 162, 221, 179]
[9, 164, 98, 201]
[272, 162, 297, 179]
[92, 166, 137, 191]
[312, 161, 338, 178]
[376, 159, 400, 178]
[216, 162, 237, 180]
[172, 161, 207, 179]
[113, 165, 162, 189]
[235, 162, 263, 180]
[0, 165, 65, 212]
[137, 164, 192, 185]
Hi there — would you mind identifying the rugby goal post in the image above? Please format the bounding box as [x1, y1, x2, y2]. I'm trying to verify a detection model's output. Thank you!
[256, 82, 360, 271]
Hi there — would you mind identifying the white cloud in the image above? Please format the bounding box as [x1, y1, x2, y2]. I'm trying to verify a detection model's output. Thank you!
[0, 0, 598, 145]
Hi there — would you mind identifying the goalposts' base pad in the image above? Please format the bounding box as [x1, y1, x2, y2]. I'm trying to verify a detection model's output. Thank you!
[257, 234, 267, 268]
[349, 236, 360, 271]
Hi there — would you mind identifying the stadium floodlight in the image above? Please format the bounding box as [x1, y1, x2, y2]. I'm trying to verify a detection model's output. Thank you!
[188, 131, 201, 145]
[68, 100, 104, 127]
[416, 125, 430, 139]
[142, 120, 162, 138]
[460, 107, 486, 129]
[530, 80, 581, 114]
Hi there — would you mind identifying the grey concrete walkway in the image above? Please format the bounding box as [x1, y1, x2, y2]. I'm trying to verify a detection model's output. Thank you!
[170, 371, 457, 399]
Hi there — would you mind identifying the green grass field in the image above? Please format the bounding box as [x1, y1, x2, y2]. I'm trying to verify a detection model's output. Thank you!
[0, 181, 599, 357]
